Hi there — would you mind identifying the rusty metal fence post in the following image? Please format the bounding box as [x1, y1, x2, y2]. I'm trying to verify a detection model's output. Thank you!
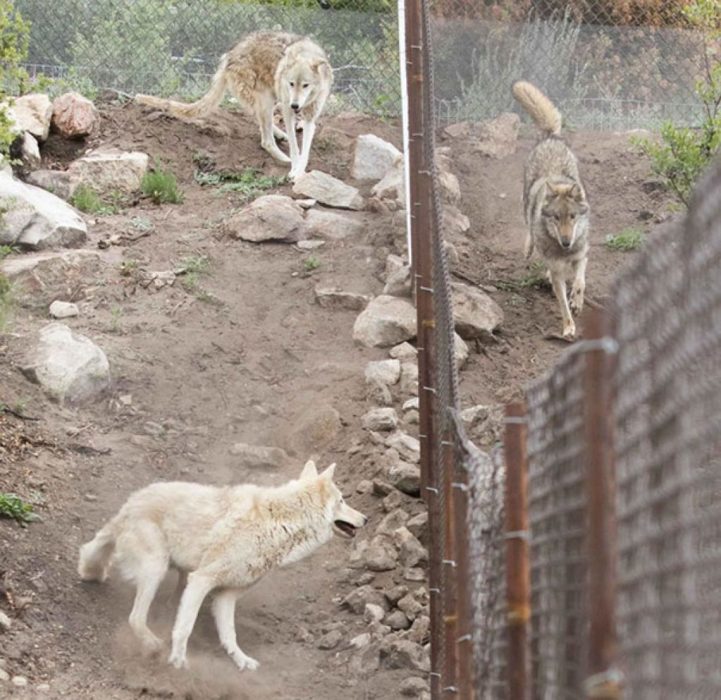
[504, 402, 531, 700]
[582, 308, 622, 699]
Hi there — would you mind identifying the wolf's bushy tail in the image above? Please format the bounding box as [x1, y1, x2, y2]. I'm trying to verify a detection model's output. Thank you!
[512, 81, 562, 137]
[135, 54, 229, 119]
[78, 521, 116, 582]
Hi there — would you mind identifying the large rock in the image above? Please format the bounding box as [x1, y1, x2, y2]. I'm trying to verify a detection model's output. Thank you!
[454, 332, 469, 369]
[363, 535, 399, 571]
[342, 585, 388, 614]
[380, 639, 430, 672]
[451, 281, 504, 339]
[20, 323, 110, 403]
[314, 286, 369, 311]
[0, 171, 87, 249]
[8, 94, 53, 141]
[474, 112, 520, 159]
[362, 407, 398, 432]
[365, 359, 401, 387]
[288, 404, 342, 454]
[353, 295, 416, 348]
[16, 132, 40, 171]
[351, 134, 402, 181]
[371, 163, 405, 208]
[228, 443, 290, 470]
[383, 262, 411, 297]
[385, 431, 421, 464]
[26, 170, 76, 201]
[225, 194, 306, 242]
[51, 92, 98, 139]
[292, 170, 364, 210]
[388, 461, 421, 496]
[304, 208, 365, 240]
[67, 148, 149, 196]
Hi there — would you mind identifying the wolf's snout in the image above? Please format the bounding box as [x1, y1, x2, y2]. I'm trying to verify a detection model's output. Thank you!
[291, 103, 300, 112]
[560, 239, 572, 249]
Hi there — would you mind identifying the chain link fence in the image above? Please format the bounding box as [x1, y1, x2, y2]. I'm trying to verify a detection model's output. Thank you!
[14, 0, 714, 129]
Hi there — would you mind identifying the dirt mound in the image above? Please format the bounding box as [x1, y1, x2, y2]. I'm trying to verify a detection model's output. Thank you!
[0, 96, 672, 697]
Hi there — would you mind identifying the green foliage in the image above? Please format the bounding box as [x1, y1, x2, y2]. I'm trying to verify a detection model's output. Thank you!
[0, 243, 13, 330]
[142, 165, 183, 204]
[303, 255, 321, 272]
[0, 2, 30, 159]
[194, 168, 285, 200]
[605, 228, 644, 251]
[496, 261, 548, 292]
[178, 255, 210, 292]
[635, 0, 721, 205]
[0, 492, 39, 523]
[70, 185, 120, 215]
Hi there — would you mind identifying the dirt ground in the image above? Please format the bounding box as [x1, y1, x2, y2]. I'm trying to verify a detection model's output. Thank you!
[0, 98, 673, 698]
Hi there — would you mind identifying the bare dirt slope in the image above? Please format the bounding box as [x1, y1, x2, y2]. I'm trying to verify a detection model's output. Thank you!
[0, 98, 672, 698]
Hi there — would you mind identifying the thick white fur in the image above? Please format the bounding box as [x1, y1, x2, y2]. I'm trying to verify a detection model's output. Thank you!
[78, 461, 365, 671]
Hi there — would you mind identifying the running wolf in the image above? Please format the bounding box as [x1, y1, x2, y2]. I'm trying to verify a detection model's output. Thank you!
[78, 460, 366, 672]
[512, 80, 590, 339]
[135, 31, 333, 180]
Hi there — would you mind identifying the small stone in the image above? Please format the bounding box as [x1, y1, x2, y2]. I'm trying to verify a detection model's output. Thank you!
[350, 632, 372, 649]
[397, 593, 424, 621]
[388, 462, 421, 496]
[315, 286, 370, 311]
[395, 527, 428, 568]
[356, 479, 373, 495]
[375, 508, 410, 537]
[225, 194, 306, 242]
[385, 610, 411, 630]
[403, 397, 419, 412]
[404, 567, 427, 582]
[0, 669, 8, 682]
[407, 615, 431, 645]
[0, 611, 11, 631]
[317, 629, 343, 650]
[364, 603, 386, 624]
[12, 676, 28, 687]
[401, 676, 429, 697]
[389, 342, 417, 361]
[36, 683, 51, 692]
[373, 479, 394, 497]
[49, 300, 79, 318]
[362, 407, 398, 432]
[363, 535, 399, 572]
[383, 490, 403, 513]
[380, 639, 430, 672]
[353, 295, 417, 348]
[365, 359, 401, 387]
[305, 209, 366, 240]
[292, 170, 364, 210]
[296, 239, 325, 250]
[355, 571, 376, 586]
[342, 585, 387, 614]
[454, 332, 469, 369]
[385, 431, 420, 464]
[406, 511, 428, 541]
[399, 362, 418, 396]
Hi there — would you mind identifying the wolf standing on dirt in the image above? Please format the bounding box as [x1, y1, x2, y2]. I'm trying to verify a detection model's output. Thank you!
[512, 81, 590, 339]
[135, 31, 333, 180]
[78, 460, 366, 672]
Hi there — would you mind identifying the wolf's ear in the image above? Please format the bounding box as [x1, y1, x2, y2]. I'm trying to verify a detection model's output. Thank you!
[312, 59, 332, 80]
[569, 183, 585, 202]
[321, 463, 337, 481]
[300, 460, 318, 480]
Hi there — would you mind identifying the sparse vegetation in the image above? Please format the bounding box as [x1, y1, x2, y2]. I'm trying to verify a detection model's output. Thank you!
[0, 492, 39, 523]
[495, 261, 548, 292]
[70, 185, 120, 215]
[303, 256, 321, 273]
[0, 2, 30, 160]
[142, 165, 183, 204]
[605, 228, 644, 251]
[178, 254, 210, 292]
[194, 168, 285, 201]
[0, 243, 13, 329]
[635, 0, 721, 205]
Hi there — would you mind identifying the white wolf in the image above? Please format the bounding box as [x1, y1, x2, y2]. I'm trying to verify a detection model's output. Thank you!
[78, 460, 366, 672]
[135, 31, 333, 180]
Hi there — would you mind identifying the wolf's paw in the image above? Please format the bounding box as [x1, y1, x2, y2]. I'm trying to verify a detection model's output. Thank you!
[570, 288, 585, 316]
[563, 321, 576, 340]
[142, 633, 164, 656]
[289, 167, 306, 182]
[168, 651, 189, 670]
[232, 652, 260, 672]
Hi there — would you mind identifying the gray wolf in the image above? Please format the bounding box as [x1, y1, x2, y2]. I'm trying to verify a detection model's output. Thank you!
[512, 80, 590, 339]
[135, 31, 333, 180]
[78, 460, 365, 672]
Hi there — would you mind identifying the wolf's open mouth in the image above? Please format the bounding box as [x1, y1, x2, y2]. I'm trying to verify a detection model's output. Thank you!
[333, 520, 357, 538]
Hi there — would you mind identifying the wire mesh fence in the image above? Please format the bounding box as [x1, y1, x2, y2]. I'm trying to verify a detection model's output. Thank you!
[13, 0, 714, 128]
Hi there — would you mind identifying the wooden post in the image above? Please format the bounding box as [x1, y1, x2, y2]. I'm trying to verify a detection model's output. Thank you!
[504, 401, 531, 700]
[583, 307, 622, 699]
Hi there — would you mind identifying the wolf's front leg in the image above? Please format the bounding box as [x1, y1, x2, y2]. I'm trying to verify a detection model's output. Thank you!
[550, 270, 575, 339]
[212, 590, 260, 672]
[290, 119, 316, 181]
[168, 572, 215, 669]
[281, 106, 300, 178]
[570, 256, 587, 316]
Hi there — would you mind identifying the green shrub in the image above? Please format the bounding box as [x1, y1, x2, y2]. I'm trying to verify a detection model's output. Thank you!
[0, 492, 38, 523]
[605, 228, 644, 251]
[142, 165, 183, 204]
[0, 2, 30, 159]
[635, 0, 721, 205]
[70, 185, 119, 215]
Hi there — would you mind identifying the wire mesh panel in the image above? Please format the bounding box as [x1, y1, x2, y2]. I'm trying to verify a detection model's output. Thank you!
[525, 348, 589, 699]
[15, 0, 401, 115]
[613, 156, 721, 698]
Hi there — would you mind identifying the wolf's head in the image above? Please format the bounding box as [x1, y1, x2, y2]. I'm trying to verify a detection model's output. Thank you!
[299, 460, 367, 539]
[541, 181, 589, 250]
[283, 57, 332, 114]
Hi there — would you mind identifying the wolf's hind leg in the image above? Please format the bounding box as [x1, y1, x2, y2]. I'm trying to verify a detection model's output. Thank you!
[116, 524, 169, 652]
[255, 92, 291, 163]
[212, 589, 259, 671]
